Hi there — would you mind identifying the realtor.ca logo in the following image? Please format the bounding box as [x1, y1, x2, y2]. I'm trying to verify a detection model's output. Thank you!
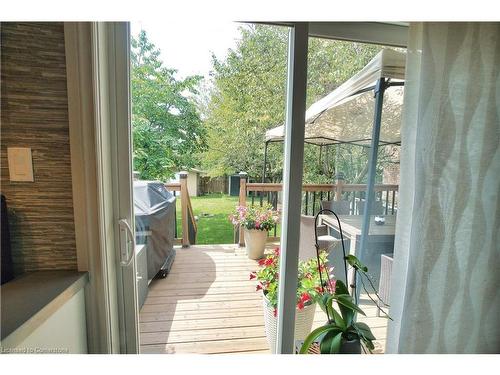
[0, 346, 69, 354]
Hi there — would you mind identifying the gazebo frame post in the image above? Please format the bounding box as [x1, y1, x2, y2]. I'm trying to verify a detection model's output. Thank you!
[262, 140, 269, 183]
[356, 77, 387, 302]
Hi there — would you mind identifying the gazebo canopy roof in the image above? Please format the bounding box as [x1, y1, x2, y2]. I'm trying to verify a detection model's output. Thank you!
[265, 49, 406, 146]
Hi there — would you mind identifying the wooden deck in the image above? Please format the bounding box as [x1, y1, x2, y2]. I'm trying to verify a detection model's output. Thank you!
[139, 244, 388, 354]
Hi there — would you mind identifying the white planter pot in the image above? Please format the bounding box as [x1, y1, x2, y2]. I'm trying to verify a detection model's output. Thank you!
[244, 229, 268, 259]
[262, 295, 316, 353]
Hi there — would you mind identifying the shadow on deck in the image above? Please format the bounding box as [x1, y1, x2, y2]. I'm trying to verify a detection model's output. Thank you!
[139, 244, 387, 354]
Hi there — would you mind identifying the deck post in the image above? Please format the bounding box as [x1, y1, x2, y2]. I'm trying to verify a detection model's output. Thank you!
[276, 23, 309, 354]
[335, 171, 345, 201]
[238, 172, 247, 247]
[179, 171, 190, 248]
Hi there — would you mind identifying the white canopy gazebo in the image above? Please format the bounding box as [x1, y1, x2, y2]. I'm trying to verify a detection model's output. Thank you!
[265, 48, 406, 148]
[265, 48, 406, 300]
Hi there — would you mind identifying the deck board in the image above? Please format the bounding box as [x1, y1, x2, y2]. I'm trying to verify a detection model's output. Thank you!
[139, 244, 388, 354]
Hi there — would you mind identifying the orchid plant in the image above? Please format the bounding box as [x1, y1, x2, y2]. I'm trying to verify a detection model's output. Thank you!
[250, 247, 334, 317]
[229, 204, 279, 231]
[299, 255, 392, 354]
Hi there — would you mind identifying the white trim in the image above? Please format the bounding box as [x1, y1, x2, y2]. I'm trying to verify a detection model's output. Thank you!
[276, 23, 309, 354]
[255, 22, 408, 47]
[308, 22, 408, 47]
[92, 22, 139, 354]
[64, 22, 115, 353]
[88, 22, 130, 354]
[65, 22, 93, 273]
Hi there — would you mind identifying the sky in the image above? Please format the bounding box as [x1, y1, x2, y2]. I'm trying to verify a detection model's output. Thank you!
[131, 20, 244, 80]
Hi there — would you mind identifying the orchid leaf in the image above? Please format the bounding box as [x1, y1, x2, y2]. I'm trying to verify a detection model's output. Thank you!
[334, 279, 349, 295]
[319, 293, 334, 315]
[331, 308, 346, 330]
[334, 294, 366, 316]
[299, 324, 341, 354]
[320, 330, 343, 354]
[353, 322, 376, 340]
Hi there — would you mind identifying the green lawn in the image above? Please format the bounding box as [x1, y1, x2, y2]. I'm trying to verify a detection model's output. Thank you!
[176, 193, 239, 245]
[176, 193, 281, 245]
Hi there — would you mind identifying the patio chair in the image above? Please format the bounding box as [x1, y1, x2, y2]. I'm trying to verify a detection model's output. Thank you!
[377, 253, 394, 316]
[299, 215, 346, 285]
[357, 199, 385, 215]
[320, 200, 351, 215]
[319, 201, 351, 243]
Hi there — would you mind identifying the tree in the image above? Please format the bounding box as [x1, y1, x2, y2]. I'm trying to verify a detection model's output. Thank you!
[201, 24, 394, 184]
[131, 31, 206, 181]
[201, 25, 289, 179]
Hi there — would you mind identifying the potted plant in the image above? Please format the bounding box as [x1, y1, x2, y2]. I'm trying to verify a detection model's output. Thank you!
[299, 209, 391, 354]
[229, 204, 279, 259]
[299, 255, 391, 354]
[250, 247, 334, 353]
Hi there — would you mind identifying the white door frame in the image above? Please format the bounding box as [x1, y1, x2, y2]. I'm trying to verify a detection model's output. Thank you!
[92, 21, 139, 354]
[65, 21, 139, 353]
[275, 21, 408, 353]
[65, 20, 409, 354]
[65, 22, 119, 353]
[276, 22, 309, 354]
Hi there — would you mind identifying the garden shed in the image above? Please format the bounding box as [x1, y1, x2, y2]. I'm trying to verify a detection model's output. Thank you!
[171, 168, 205, 197]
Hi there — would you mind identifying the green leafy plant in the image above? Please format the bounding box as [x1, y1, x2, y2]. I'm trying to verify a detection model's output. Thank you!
[299, 255, 391, 354]
[131, 30, 206, 181]
[250, 248, 333, 316]
[229, 204, 279, 231]
[201, 24, 390, 183]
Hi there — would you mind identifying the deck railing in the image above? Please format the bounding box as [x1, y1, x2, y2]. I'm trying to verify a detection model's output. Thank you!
[237, 172, 398, 246]
[164, 171, 197, 247]
[165, 171, 398, 248]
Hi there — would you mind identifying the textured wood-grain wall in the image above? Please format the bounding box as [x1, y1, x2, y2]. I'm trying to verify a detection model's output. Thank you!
[1, 22, 77, 274]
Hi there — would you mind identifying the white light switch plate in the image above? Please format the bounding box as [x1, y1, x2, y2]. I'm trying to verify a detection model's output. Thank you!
[7, 147, 34, 182]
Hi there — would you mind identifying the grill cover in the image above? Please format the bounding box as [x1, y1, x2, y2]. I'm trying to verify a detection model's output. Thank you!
[134, 181, 176, 280]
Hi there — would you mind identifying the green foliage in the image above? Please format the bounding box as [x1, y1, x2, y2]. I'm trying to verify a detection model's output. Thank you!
[131, 30, 206, 181]
[299, 254, 392, 354]
[299, 279, 375, 354]
[202, 24, 391, 183]
[251, 249, 331, 313]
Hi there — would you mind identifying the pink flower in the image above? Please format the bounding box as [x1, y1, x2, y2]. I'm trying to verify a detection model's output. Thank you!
[327, 279, 337, 293]
[249, 272, 256, 280]
[264, 258, 274, 266]
[297, 301, 304, 310]
[300, 292, 311, 303]
[273, 308, 278, 317]
[256, 284, 263, 291]
[258, 259, 266, 266]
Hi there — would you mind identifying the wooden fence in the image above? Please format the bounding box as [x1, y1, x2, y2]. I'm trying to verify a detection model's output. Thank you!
[198, 175, 228, 195]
